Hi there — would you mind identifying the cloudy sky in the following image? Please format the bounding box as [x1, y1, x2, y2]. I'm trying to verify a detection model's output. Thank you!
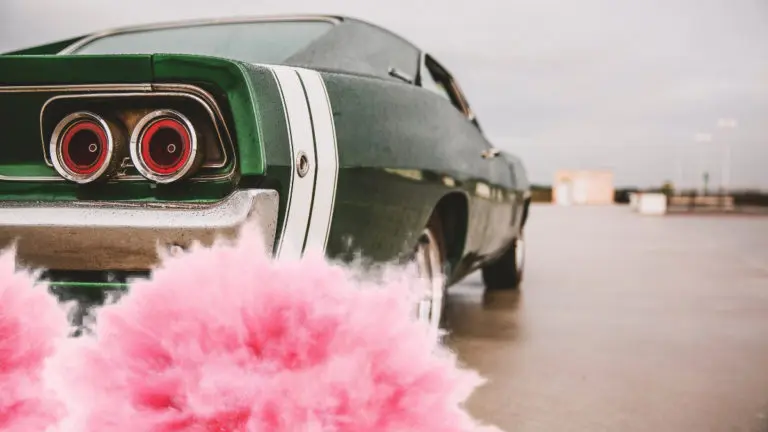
[2, 0, 767, 188]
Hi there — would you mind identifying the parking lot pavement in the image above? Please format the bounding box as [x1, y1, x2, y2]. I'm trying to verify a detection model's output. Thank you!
[446, 204, 768, 432]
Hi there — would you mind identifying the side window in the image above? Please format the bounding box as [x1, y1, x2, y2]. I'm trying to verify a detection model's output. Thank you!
[419, 54, 482, 131]
[419, 60, 453, 103]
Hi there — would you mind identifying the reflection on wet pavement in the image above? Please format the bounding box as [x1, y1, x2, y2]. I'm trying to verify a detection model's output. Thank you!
[446, 205, 768, 432]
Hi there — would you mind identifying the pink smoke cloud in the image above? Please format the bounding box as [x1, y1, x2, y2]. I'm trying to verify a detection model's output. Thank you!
[0, 249, 68, 432]
[45, 227, 500, 431]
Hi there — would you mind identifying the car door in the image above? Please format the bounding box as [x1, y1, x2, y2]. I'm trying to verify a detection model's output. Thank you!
[418, 54, 517, 258]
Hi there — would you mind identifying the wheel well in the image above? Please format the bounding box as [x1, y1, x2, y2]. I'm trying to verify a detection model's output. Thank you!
[430, 192, 469, 270]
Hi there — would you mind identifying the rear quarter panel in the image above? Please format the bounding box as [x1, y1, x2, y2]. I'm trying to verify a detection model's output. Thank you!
[0, 54, 256, 203]
[317, 71, 518, 269]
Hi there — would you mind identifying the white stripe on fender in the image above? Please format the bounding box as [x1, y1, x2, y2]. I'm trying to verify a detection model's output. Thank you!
[270, 66, 317, 260]
[296, 69, 339, 253]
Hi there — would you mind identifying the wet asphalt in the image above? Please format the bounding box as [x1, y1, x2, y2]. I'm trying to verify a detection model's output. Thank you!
[445, 204, 768, 432]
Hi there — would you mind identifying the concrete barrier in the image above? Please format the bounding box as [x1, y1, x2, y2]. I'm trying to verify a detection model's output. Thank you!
[668, 195, 735, 211]
[638, 193, 667, 215]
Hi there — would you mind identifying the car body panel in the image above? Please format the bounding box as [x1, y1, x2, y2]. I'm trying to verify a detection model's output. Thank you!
[285, 18, 421, 82]
[0, 54, 155, 85]
[320, 71, 518, 264]
[0, 56, 269, 202]
[0, 15, 531, 290]
[152, 55, 268, 176]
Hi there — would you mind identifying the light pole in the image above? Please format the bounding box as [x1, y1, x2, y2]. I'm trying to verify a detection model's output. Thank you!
[675, 141, 684, 194]
[716, 118, 738, 195]
[694, 132, 712, 195]
[674, 138, 698, 194]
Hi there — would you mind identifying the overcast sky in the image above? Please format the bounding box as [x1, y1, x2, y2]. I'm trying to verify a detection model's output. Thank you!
[2, 0, 767, 188]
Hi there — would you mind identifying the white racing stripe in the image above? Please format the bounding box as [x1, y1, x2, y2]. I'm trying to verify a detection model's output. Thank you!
[296, 69, 339, 253]
[267, 64, 338, 259]
[270, 66, 317, 260]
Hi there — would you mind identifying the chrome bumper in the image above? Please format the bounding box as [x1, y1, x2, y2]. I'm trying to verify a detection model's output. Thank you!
[0, 189, 279, 271]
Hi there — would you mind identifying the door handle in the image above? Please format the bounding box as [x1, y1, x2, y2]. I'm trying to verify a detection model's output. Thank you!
[481, 148, 501, 159]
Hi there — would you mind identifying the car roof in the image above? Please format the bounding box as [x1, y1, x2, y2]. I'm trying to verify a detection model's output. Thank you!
[61, 15, 423, 82]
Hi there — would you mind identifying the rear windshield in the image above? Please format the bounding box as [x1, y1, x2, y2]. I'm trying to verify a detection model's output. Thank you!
[69, 20, 334, 63]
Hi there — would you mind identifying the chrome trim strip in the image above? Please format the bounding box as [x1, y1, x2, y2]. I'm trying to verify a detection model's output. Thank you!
[39, 89, 231, 170]
[0, 174, 62, 182]
[0, 84, 152, 93]
[0, 83, 235, 182]
[58, 15, 342, 55]
[129, 109, 200, 183]
[0, 189, 279, 270]
[49, 111, 115, 183]
[0, 189, 276, 228]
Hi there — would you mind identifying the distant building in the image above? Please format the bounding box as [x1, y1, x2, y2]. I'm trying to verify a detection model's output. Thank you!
[553, 170, 614, 205]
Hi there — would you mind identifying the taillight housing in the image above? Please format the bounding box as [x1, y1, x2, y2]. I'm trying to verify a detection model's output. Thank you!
[130, 110, 202, 183]
[50, 112, 117, 184]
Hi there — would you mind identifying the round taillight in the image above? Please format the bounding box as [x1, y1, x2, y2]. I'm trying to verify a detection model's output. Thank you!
[130, 110, 200, 183]
[50, 112, 114, 183]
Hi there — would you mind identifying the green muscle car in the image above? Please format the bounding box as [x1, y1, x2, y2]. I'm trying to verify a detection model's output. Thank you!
[0, 15, 531, 332]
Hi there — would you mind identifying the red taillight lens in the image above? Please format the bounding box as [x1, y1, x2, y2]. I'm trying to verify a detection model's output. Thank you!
[62, 122, 108, 174]
[131, 110, 200, 183]
[50, 112, 114, 184]
[141, 118, 192, 174]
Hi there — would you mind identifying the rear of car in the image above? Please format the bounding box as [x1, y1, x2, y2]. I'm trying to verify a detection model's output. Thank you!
[0, 18, 338, 321]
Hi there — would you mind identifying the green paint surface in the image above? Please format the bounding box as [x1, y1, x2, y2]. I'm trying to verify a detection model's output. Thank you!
[0, 54, 277, 202]
[152, 55, 266, 176]
[0, 54, 154, 85]
[0, 48, 529, 296]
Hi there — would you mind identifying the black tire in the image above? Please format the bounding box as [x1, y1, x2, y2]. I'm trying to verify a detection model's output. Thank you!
[426, 214, 448, 328]
[481, 232, 525, 291]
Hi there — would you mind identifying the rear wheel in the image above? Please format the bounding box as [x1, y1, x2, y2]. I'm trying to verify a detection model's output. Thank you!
[481, 231, 525, 291]
[414, 217, 447, 342]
